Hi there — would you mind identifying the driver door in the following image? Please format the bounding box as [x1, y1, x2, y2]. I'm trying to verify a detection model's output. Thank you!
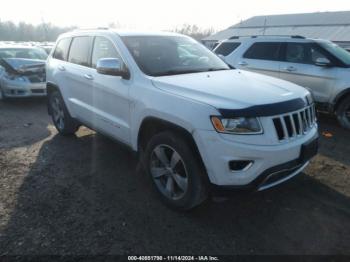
[279, 42, 338, 102]
[89, 36, 132, 145]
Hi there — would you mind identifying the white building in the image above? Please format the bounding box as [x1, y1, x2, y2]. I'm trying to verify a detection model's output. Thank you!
[203, 11, 350, 50]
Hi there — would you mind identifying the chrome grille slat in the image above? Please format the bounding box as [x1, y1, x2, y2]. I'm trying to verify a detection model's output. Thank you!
[289, 115, 297, 137]
[272, 104, 316, 142]
[297, 112, 303, 134]
[301, 110, 307, 132]
[280, 116, 288, 140]
[307, 107, 312, 128]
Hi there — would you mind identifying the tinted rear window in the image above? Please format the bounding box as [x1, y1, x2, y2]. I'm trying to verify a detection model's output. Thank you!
[244, 42, 281, 61]
[53, 38, 71, 61]
[68, 36, 93, 67]
[215, 42, 241, 56]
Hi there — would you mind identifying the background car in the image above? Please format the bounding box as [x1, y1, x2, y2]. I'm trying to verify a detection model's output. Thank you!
[214, 36, 350, 129]
[0, 45, 47, 100]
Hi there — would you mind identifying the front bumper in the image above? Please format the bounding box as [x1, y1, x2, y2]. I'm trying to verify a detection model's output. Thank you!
[193, 126, 318, 189]
[1, 79, 46, 98]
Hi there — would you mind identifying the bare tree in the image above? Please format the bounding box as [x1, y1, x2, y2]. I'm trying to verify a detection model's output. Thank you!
[172, 24, 216, 40]
[0, 20, 76, 42]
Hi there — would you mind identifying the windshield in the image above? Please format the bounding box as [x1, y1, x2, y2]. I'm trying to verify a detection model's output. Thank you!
[0, 48, 48, 60]
[121, 35, 230, 76]
[318, 41, 350, 66]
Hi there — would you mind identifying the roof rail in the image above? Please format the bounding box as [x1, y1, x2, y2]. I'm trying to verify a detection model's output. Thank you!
[228, 35, 306, 40]
[73, 27, 110, 31]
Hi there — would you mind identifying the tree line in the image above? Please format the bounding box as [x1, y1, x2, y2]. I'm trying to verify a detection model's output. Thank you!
[0, 20, 215, 42]
[0, 20, 75, 42]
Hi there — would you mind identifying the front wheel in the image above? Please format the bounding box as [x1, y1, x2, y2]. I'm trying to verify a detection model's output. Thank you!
[336, 96, 350, 130]
[143, 131, 208, 210]
[49, 91, 79, 135]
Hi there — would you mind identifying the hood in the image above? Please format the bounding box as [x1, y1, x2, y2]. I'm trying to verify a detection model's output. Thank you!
[0, 58, 45, 74]
[151, 69, 309, 110]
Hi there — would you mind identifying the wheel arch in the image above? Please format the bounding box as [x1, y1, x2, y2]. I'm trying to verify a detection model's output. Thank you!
[137, 116, 211, 187]
[137, 117, 207, 174]
[333, 87, 350, 112]
[46, 82, 60, 115]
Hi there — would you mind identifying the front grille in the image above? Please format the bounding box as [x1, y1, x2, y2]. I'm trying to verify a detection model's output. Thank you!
[272, 105, 316, 141]
[27, 74, 46, 83]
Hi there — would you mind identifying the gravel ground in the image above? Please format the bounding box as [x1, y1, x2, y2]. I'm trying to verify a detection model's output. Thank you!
[0, 98, 349, 255]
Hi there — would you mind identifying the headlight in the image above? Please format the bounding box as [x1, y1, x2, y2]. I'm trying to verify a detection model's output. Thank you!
[4, 74, 27, 82]
[211, 116, 263, 134]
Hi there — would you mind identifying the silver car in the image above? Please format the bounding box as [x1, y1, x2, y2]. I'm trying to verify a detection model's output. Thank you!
[0, 46, 47, 100]
[214, 36, 350, 129]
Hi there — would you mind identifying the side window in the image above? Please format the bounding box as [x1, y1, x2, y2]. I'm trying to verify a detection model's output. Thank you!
[214, 42, 241, 56]
[68, 36, 93, 67]
[285, 43, 309, 64]
[53, 38, 71, 61]
[91, 36, 121, 68]
[243, 42, 281, 61]
[285, 43, 330, 65]
[310, 45, 329, 64]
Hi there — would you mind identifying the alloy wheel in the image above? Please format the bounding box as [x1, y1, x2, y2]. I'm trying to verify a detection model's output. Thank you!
[51, 97, 65, 130]
[150, 144, 189, 200]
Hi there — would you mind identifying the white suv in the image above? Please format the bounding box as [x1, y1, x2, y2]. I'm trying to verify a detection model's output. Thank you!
[46, 30, 318, 210]
[214, 36, 350, 129]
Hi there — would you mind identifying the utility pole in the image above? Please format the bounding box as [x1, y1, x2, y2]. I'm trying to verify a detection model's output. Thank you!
[262, 17, 267, 35]
[41, 11, 49, 42]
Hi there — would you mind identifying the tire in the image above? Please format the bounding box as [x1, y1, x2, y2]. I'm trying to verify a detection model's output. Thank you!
[336, 95, 350, 130]
[0, 86, 7, 101]
[143, 131, 208, 210]
[48, 90, 79, 135]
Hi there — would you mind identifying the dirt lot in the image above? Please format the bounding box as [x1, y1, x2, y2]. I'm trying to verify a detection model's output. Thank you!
[0, 98, 349, 255]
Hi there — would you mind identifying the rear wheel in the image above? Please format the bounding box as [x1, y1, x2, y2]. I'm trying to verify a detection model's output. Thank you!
[0, 87, 7, 101]
[336, 95, 350, 130]
[143, 131, 208, 210]
[49, 91, 79, 135]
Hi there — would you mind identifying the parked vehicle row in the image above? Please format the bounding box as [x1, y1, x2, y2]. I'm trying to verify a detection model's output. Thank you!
[46, 29, 318, 210]
[214, 35, 350, 129]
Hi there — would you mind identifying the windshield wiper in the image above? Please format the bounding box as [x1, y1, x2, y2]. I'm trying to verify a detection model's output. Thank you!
[206, 67, 231, 72]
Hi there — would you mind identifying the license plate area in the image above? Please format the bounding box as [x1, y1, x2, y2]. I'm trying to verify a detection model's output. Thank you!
[300, 137, 318, 163]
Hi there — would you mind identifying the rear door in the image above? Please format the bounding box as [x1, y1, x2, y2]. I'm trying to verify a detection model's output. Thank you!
[279, 42, 338, 102]
[49, 37, 72, 105]
[65, 36, 95, 122]
[236, 42, 282, 78]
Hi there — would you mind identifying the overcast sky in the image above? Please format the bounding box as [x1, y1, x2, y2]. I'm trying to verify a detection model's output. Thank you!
[1, 0, 350, 31]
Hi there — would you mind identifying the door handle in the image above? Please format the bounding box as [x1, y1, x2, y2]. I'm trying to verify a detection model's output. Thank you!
[84, 74, 94, 80]
[238, 61, 248, 66]
[58, 65, 65, 71]
[283, 66, 297, 72]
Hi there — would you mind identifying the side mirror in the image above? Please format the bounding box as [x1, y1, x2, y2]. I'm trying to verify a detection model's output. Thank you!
[96, 58, 130, 79]
[315, 57, 331, 67]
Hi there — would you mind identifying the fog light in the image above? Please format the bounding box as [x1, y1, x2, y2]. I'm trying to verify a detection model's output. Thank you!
[229, 160, 253, 172]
